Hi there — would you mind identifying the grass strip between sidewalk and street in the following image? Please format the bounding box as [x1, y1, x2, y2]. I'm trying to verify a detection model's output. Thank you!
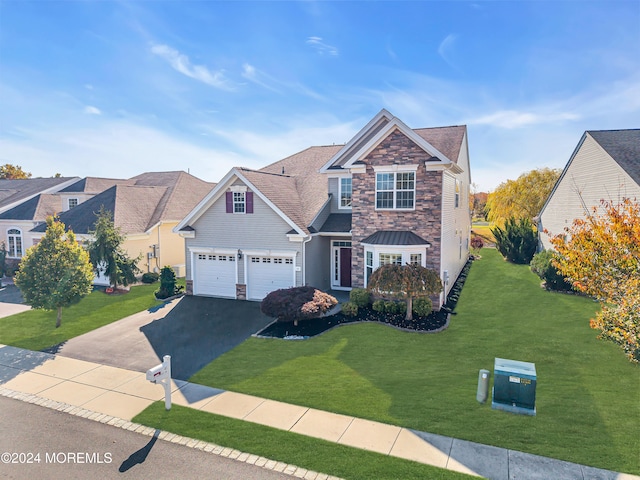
[133, 402, 475, 480]
[0, 284, 162, 351]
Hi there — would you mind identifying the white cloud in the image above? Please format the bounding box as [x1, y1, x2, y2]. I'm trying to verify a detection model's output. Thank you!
[150, 43, 234, 90]
[437, 34, 458, 69]
[83, 105, 102, 115]
[241, 63, 282, 93]
[470, 110, 580, 129]
[306, 36, 339, 56]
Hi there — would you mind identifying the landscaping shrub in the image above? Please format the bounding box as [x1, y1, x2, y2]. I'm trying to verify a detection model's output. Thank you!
[530, 250, 573, 291]
[141, 272, 160, 284]
[384, 301, 400, 314]
[470, 235, 484, 250]
[349, 288, 370, 308]
[341, 301, 358, 317]
[261, 286, 337, 326]
[155, 266, 184, 299]
[492, 217, 537, 264]
[372, 299, 385, 313]
[412, 297, 433, 316]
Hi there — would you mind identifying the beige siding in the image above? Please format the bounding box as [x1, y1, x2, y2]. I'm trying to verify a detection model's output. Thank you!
[441, 172, 470, 298]
[185, 187, 303, 286]
[539, 135, 640, 250]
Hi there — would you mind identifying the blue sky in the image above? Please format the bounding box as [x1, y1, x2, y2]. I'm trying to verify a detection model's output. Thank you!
[0, 1, 638, 191]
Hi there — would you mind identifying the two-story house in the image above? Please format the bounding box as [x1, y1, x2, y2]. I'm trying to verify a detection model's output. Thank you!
[176, 110, 471, 308]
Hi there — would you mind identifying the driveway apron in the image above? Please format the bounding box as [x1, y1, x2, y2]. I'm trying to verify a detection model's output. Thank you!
[51, 296, 273, 380]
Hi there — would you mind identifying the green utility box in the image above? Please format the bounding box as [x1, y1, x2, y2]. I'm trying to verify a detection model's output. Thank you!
[491, 358, 537, 416]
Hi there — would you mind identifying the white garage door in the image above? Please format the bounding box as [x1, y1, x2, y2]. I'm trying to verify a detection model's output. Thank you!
[247, 256, 294, 300]
[194, 254, 236, 298]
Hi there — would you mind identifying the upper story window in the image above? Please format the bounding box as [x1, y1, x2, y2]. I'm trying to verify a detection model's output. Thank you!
[376, 171, 415, 210]
[339, 177, 352, 208]
[233, 192, 245, 213]
[68, 198, 79, 210]
[7, 228, 23, 258]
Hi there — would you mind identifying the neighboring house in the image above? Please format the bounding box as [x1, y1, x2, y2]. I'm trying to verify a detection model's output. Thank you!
[175, 109, 472, 308]
[0, 177, 131, 262]
[30, 171, 214, 284]
[538, 129, 640, 250]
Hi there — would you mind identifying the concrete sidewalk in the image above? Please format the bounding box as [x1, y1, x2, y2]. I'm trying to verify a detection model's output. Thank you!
[0, 344, 637, 480]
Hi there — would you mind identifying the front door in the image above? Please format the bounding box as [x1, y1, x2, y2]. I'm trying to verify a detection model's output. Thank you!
[339, 248, 352, 287]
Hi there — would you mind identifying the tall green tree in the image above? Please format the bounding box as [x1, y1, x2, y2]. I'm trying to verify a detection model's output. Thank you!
[87, 207, 140, 289]
[0, 164, 32, 179]
[367, 264, 442, 321]
[14, 217, 93, 328]
[485, 168, 560, 224]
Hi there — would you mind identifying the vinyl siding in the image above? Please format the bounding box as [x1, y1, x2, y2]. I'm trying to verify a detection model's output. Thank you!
[304, 235, 331, 290]
[539, 134, 640, 250]
[185, 186, 303, 286]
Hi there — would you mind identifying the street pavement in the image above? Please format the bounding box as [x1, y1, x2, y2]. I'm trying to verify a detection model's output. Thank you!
[0, 395, 294, 480]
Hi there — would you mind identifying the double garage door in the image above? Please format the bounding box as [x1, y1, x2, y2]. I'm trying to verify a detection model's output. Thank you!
[194, 253, 294, 300]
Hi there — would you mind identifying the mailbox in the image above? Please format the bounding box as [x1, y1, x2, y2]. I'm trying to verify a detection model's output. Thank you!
[146, 355, 172, 410]
[491, 358, 537, 416]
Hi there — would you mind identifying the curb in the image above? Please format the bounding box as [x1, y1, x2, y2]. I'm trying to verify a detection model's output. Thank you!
[0, 386, 343, 480]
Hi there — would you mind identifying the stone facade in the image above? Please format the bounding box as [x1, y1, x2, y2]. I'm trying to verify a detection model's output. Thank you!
[351, 129, 443, 287]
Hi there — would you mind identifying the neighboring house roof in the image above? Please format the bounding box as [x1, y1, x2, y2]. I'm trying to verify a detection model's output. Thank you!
[319, 213, 352, 233]
[0, 177, 80, 213]
[31, 171, 214, 235]
[588, 129, 640, 185]
[361, 230, 431, 246]
[0, 194, 60, 221]
[59, 177, 135, 193]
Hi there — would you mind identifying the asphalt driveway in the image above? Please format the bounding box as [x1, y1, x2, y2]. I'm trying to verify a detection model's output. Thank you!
[52, 296, 274, 380]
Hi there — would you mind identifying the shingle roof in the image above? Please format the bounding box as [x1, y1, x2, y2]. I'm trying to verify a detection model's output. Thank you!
[240, 145, 343, 234]
[0, 194, 60, 221]
[588, 129, 640, 185]
[413, 125, 467, 163]
[31, 171, 214, 235]
[0, 177, 79, 212]
[59, 177, 134, 193]
[361, 230, 431, 246]
[319, 213, 352, 233]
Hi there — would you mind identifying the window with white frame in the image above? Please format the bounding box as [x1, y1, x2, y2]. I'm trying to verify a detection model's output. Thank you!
[364, 246, 428, 287]
[376, 171, 415, 209]
[233, 192, 245, 213]
[410, 253, 422, 265]
[68, 198, 79, 210]
[7, 228, 23, 258]
[454, 179, 460, 208]
[366, 251, 374, 285]
[379, 253, 403, 266]
[339, 177, 352, 208]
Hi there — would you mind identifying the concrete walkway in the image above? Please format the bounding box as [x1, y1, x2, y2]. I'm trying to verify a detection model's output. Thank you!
[0, 344, 637, 480]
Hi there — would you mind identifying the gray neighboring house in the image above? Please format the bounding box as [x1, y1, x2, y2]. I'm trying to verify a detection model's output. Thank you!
[538, 129, 640, 250]
[175, 109, 472, 307]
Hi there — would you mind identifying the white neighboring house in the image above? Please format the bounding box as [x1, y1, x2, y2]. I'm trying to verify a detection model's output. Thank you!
[538, 129, 640, 250]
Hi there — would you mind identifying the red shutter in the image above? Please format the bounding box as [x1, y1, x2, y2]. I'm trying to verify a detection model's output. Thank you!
[246, 191, 254, 214]
[226, 192, 233, 213]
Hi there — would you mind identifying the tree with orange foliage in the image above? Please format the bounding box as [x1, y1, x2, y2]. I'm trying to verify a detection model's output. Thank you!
[549, 198, 640, 363]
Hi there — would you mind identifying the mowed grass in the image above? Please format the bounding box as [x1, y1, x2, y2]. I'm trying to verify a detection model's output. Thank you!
[0, 284, 162, 351]
[190, 249, 640, 474]
[134, 403, 475, 480]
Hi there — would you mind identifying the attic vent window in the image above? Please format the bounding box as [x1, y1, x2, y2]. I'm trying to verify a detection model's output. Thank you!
[68, 198, 79, 209]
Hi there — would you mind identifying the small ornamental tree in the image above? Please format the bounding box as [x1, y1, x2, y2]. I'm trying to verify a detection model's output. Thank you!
[549, 198, 640, 362]
[87, 207, 140, 289]
[492, 217, 537, 264]
[261, 286, 337, 326]
[14, 217, 93, 328]
[155, 266, 183, 299]
[367, 264, 442, 321]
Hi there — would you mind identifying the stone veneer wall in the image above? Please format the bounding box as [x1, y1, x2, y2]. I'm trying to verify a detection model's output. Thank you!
[351, 129, 443, 289]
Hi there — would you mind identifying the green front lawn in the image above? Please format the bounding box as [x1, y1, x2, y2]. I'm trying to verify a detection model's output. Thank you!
[0, 284, 162, 351]
[190, 249, 640, 474]
[134, 403, 474, 480]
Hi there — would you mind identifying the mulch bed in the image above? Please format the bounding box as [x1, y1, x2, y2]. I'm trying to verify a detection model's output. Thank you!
[257, 259, 473, 339]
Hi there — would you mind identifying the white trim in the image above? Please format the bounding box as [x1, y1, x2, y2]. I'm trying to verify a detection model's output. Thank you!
[372, 164, 419, 172]
[229, 185, 247, 193]
[330, 240, 352, 290]
[338, 177, 353, 210]
[319, 109, 394, 173]
[189, 246, 239, 255]
[174, 168, 306, 236]
[241, 248, 297, 257]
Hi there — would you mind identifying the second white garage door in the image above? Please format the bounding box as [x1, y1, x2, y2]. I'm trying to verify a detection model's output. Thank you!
[194, 254, 237, 298]
[247, 256, 294, 300]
